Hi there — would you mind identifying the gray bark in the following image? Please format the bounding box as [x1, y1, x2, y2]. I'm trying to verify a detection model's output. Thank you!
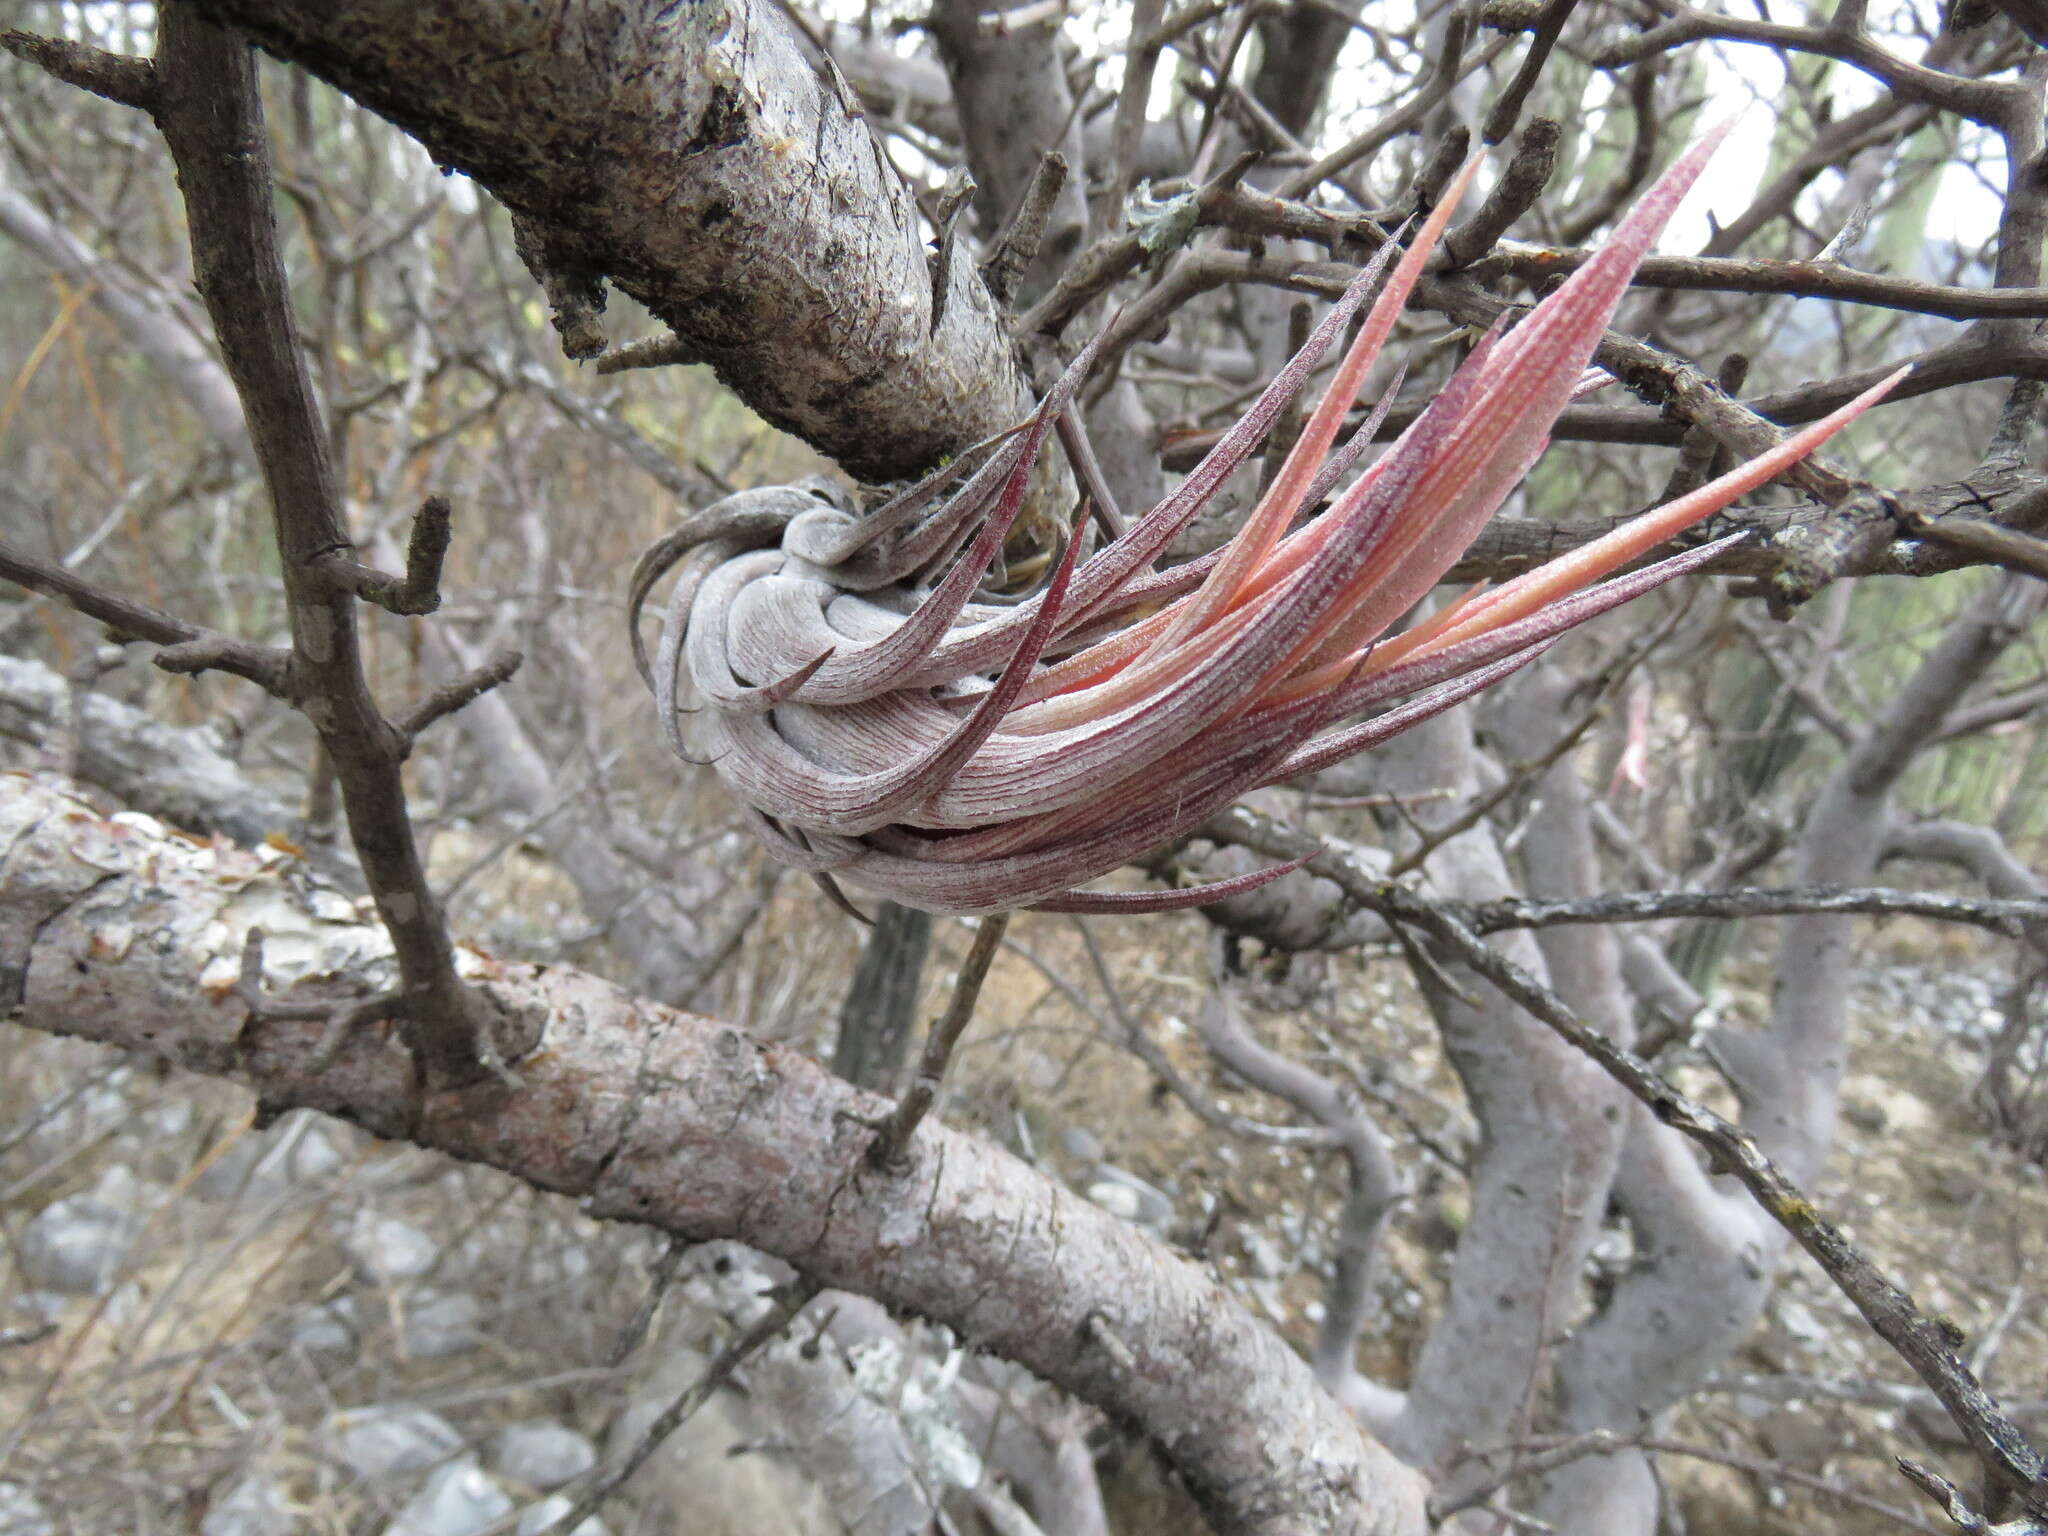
[929, 0, 1090, 289]
[1883, 816, 2047, 901]
[1366, 703, 1628, 1505]
[0, 774, 1430, 1536]
[832, 900, 934, 1093]
[1196, 982, 1405, 1415]
[191, 0, 1032, 483]
[1748, 572, 2045, 1184]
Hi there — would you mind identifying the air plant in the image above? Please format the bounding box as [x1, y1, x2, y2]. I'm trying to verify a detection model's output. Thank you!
[637, 132, 1904, 916]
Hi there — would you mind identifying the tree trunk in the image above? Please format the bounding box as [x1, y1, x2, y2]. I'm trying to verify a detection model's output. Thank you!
[832, 900, 933, 1093]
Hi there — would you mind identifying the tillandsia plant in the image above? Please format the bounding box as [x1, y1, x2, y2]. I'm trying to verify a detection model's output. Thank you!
[635, 131, 1905, 916]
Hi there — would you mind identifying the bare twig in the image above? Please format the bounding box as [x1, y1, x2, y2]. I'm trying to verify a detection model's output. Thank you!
[983, 151, 1069, 309]
[2, 28, 157, 111]
[397, 649, 525, 745]
[1437, 1428, 1945, 1533]
[1480, 0, 1580, 145]
[1458, 884, 2048, 941]
[607, 1237, 693, 1368]
[0, 538, 290, 696]
[1443, 116, 1561, 267]
[1594, 7, 2026, 129]
[1007, 923, 1331, 1145]
[1386, 695, 1604, 878]
[868, 912, 1011, 1167]
[532, 1278, 823, 1536]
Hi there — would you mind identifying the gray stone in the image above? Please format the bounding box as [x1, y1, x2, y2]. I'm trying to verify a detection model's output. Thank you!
[401, 1290, 482, 1360]
[102, 1281, 144, 1329]
[1058, 1125, 1103, 1164]
[1089, 1164, 1173, 1228]
[0, 1483, 53, 1536]
[515, 1496, 609, 1536]
[145, 1100, 195, 1139]
[492, 1422, 597, 1491]
[347, 1213, 440, 1282]
[319, 1404, 465, 1480]
[287, 1123, 344, 1183]
[293, 1296, 358, 1354]
[1775, 1298, 1831, 1350]
[201, 1475, 294, 1536]
[1084, 1181, 1141, 1221]
[18, 1188, 145, 1295]
[12, 1293, 68, 1326]
[195, 1116, 343, 1204]
[1241, 1230, 1289, 1279]
[381, 1461, 514, 1536]
[90, 1163, 161, 1211]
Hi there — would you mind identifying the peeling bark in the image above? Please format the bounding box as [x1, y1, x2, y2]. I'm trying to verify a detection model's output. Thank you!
[0, 774, 1428, 1536]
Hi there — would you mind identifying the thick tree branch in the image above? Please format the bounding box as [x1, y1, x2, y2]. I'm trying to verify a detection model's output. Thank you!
[0, 654, 301, 853]
[0, 776, 1429, 1536]
[1197, 978, 1404, 1410]
[0, 166, 251, 453]
[186, 0, 1032, 482]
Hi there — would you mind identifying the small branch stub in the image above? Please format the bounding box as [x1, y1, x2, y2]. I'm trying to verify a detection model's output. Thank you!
[314, 496, 454, 617]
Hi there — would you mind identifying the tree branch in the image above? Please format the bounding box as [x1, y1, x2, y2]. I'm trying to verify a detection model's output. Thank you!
[0, 539, 290, 696]
[0, 776, 1430, 1536]
[1457, 884, 2048, 942]
[1, 28, 158, 111]
[150, 3, 503, 1082]
[186, 0, 1033, 482]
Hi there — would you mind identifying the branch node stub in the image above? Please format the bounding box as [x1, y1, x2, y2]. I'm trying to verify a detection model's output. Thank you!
[1083, 1311, 1138, 1372]
[510, 209, 608, 360]
[395, 495, 454, 615]
[311, 497, 454, 618]
[594, 332, 697, 374]
[981, 151, 1066, 308]
[1480, 0, 1548, 28]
